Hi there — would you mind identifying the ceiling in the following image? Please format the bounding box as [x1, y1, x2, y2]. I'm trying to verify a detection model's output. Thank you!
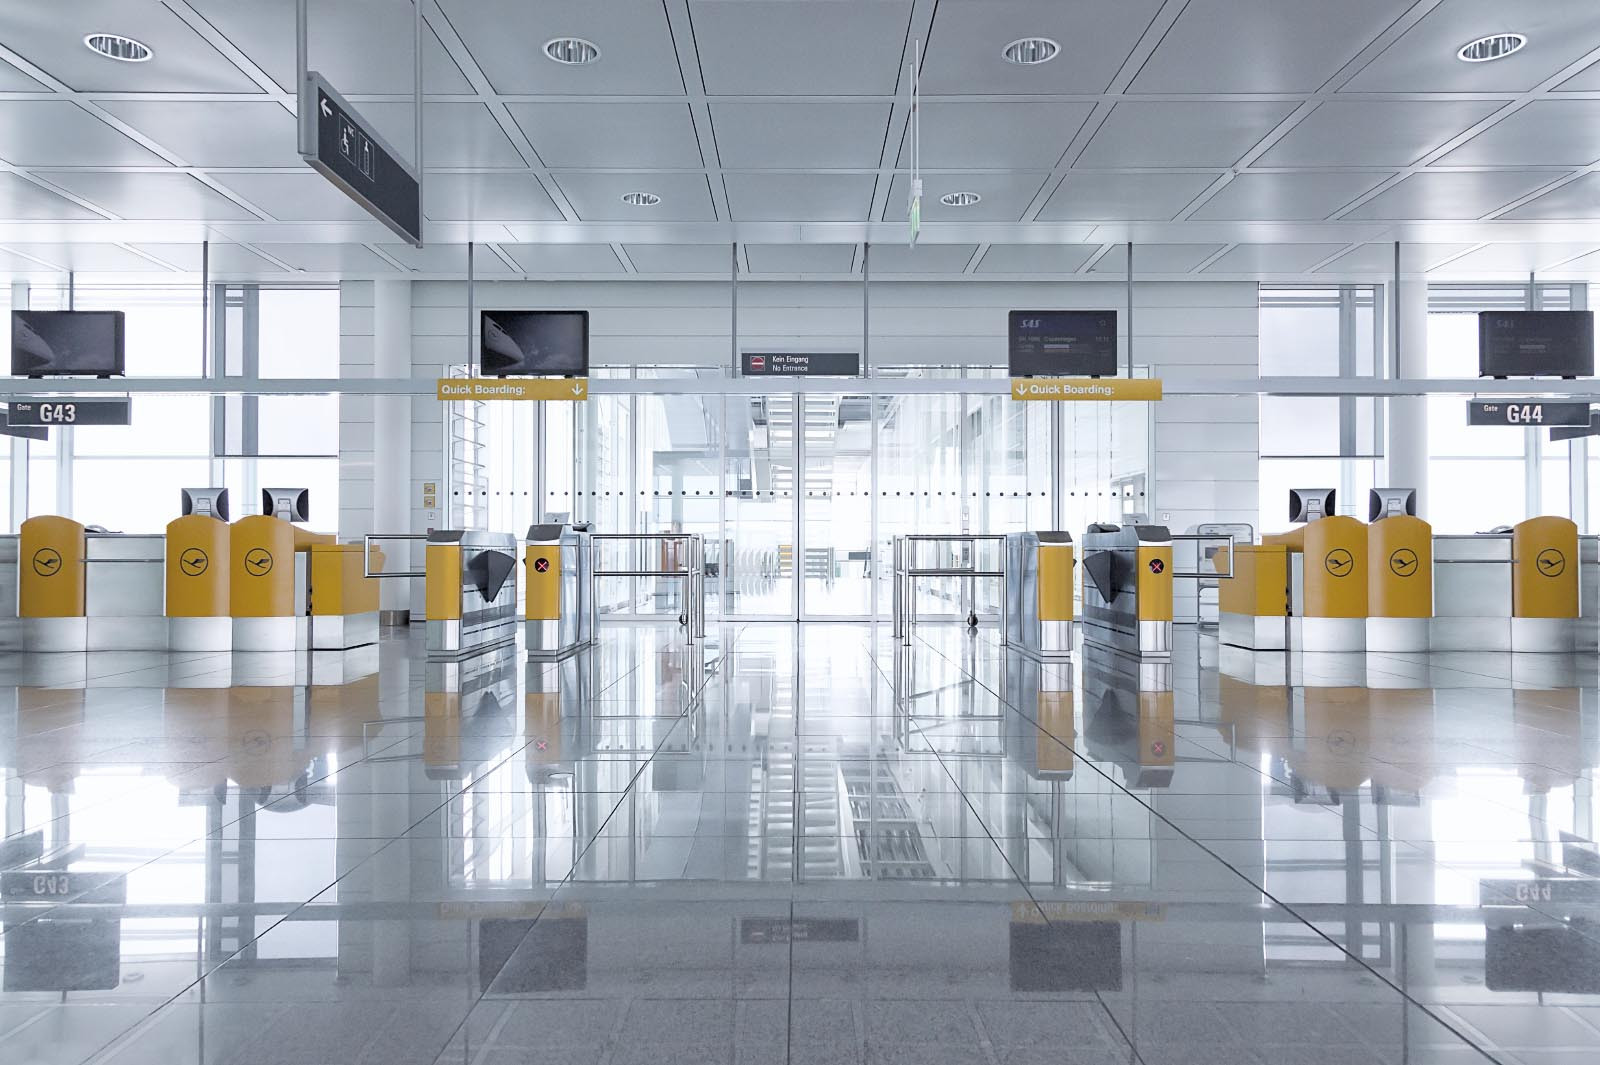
[2, 0, 1600, 282]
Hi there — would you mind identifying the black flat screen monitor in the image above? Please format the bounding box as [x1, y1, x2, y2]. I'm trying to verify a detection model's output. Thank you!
[262, 488, 309, 523]
[1479, 311, 1594, 378]
[11, 311, 126, 377]
[1008, 311, 1117, 377]
[1368, 488, 1416, 521]
[1290, 488, 1335, 524]
[480, 310, 588, 377]
[181, 488, 230, 521]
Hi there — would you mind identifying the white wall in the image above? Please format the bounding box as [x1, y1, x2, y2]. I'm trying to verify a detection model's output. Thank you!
[338, 278, 1260, 602]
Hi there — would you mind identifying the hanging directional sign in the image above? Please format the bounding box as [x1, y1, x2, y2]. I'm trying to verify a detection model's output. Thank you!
[742, 352, 860, 377]
[1467, 399, 1590, 427]
[437, 378, 589, 401]
[0, 404, 47, 441]
[299, 71, 421, 246]
[6, 398, 131, 427]
[1551, 413, 1600, 442]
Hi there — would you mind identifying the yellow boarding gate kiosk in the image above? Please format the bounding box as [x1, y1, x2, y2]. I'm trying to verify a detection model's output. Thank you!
[1366, 489, 1432, 653]
[1263, 489, 1367, 653]
[231, 489, 331, 652]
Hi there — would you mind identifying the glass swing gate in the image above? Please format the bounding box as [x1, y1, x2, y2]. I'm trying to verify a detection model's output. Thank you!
[509, 383, 1141, 624]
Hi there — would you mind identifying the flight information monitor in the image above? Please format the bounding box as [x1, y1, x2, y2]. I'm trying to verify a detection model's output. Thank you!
[481, 310, 589, 377]
[1008, 311, 1118, 377]
[11, 310, 126, 377]
[1479, 311, 1594, 378]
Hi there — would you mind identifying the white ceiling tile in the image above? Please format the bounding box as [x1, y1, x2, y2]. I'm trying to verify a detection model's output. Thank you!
[1203, 243, 1350, 273]
[424, 173, 564, 222]
[623, 245, 732, 273]
[127, 243, 280, 273]
[357, 102, 524, 169]
[0, 1, 260, 92]
[2, 243, 175, 272]
[745, 244, 857, 274]
[1342, 172, 1569, 220]
[1311, 243, 1476, 274]
[1076, 102, 1295, 167]
[1342, 0, 1600, 93]
[1536, 247, 1600, 274]
[866, 244, 976, 273]
[35, 172, 257, 221]
[1498, 174, 1600, 221]
[894, 101, 1093, 169]
[185, 0, 473, 93]
[377, 242, 516, 274]
[885, 173, 1049, 222]
[0, 101, 169, 166]
[976, 245, 1097, 274]
[713, 103, 890, 169]
[0, 174, 103, 221]
[1129, 0, 1411, 92]
[501, 244, 625, 274]
[1437, 101, 1600, 167]
[1558, 59, 1600, 91]
[1257, 100, 1508, 167]
[1189, 172, 1393, 221]
[211, 172, 377, 221]
[723, 173, 874, 222]
[252, 244, 400, 273]
[0, 58, 44, 92]
[555, 172, 715, 222]
[1091, 244, 1226, 274]
[1427, 243, 1600, 274]
[96, 101, 299, 167]
[920, 0, 1165, 94]
[1038, 173, 1217, 222]
[435, 0, 683, 94]
[509, 103, 702, 168]
[691, 0, 911, 95]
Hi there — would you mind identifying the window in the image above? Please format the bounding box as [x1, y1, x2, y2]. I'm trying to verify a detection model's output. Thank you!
[1258, 287, 1383, 533]
[1427, 284, 1584, 532]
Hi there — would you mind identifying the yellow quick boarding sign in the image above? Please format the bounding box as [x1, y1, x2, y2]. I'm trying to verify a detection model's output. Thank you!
[1010, 378, 1162, 401]
[437, 378, 588, 401]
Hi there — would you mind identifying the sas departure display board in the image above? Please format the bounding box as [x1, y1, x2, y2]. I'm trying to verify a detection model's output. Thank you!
[1479, 311, 1594, 379]
[1009, 311, 1118, 377]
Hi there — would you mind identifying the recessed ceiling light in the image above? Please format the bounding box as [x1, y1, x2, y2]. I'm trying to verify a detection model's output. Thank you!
[84, 33, 152, 62]
[1003, 38, 1059, 65]
[544, 37, 600, 65]
[940, 191, 982, 207]
[1457, 33, 1527, 63]
[620, 192, 660, 207]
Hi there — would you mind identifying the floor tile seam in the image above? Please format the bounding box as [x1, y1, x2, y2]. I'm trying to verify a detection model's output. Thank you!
[863, 641, 1149, 1065]
[906, 635, 1510, 1065]
[75, 729, 562, 1065]
[0, 728, 422, 939]
[426, 637, 733, 1065]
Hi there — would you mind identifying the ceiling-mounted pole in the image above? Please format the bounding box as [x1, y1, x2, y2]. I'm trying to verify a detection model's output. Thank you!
[67, 271, 74, 312]
[466, 241, 474, 376]
[731, 242, 738, 377]
[295, 0, 310, 154]
[862, 241, 870, 378]
[414, 0, 424, 248]
[1528, 269, 1538, 311]
[201, 239, 210, 377]
[1125, 242, 1133, 378]
[1392, 241, 1401, 378]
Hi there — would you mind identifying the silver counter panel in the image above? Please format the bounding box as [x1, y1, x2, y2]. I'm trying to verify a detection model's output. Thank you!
[1431, 534, 1512, 652]
[0, 536, 18, 651]
[86, 534, 166, 651]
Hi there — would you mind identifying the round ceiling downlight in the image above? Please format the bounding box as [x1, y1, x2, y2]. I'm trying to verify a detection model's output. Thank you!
[620, 192, 661, 207]
[1457, 33, 1527, 62]
[940, 191, 982, 207]
[1003, 38, 1059, 65]
[84, 33, 152, 62]
[544, 37, 600, 65]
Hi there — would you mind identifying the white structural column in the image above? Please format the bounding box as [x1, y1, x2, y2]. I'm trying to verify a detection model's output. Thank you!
[372, 280, 414, 618]
[1388, 271, 1430, 517]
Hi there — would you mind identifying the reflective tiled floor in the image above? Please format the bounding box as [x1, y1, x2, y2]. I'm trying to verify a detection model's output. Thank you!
[2, 624, 1598, 1064]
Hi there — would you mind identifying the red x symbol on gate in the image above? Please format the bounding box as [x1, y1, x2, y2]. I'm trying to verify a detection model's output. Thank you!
[534, 557, 550, 573]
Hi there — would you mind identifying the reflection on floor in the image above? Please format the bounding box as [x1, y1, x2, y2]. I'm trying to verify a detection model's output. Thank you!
[1, 625, 1598, 1065]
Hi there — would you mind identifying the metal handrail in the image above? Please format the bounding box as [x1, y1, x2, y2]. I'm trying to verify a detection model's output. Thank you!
[362, 533, 428, 578]
[1170, 533, 1237, 579]
[589, 532, 706, 643]
[891, 533, 1008, 647]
